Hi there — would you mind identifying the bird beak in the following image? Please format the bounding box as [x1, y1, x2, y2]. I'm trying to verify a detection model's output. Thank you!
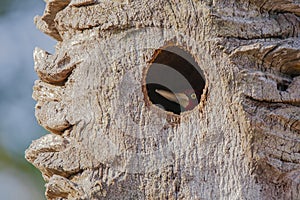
[155, 89, 189, 108]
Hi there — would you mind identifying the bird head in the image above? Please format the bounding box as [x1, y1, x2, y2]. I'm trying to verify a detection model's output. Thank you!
[155, 88, 201, 111]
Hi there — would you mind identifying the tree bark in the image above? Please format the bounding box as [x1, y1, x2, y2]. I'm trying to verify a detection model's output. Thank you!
[26, 0, 300, 199]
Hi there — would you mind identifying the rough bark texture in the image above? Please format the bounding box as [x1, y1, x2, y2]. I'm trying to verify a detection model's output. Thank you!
[26, 0, 300, 199]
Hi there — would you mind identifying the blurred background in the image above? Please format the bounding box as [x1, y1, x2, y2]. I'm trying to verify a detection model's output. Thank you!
[0, 0, 56, 199]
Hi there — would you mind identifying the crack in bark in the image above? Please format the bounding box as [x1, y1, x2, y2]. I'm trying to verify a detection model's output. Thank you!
[244, 95, 300, 107]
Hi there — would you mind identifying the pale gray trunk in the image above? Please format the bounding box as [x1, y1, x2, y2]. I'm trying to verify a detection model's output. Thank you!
[26, 0, 300, 199]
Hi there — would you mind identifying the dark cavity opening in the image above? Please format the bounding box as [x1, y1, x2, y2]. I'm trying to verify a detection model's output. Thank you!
[277, 81, 289, 91]
[145, 46, 206, 115]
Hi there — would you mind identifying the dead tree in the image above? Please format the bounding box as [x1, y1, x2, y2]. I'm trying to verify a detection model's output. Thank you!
[26, 0, 300, 199]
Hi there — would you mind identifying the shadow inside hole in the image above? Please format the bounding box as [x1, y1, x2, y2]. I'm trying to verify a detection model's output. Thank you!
[277, 80, 291, 92]
[146, 46, 206, 115]
[277, 82, 289, 92]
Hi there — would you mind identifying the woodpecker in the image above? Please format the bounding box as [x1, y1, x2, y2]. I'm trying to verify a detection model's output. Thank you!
[155, 89, 201, 112]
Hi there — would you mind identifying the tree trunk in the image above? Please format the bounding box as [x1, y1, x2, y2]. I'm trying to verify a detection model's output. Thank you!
[26, 0, 300, 199]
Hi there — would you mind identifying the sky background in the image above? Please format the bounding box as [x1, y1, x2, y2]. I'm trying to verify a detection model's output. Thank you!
[0, 0, 56, 199]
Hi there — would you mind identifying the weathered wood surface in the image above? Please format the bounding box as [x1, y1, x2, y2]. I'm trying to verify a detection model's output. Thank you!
[26, 0, 300, 199]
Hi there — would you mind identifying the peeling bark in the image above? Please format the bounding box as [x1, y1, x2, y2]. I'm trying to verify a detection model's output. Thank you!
[26, 0, 300, 199]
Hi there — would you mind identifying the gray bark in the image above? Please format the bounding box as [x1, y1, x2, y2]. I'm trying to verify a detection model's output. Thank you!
[26, 0, 300, 199]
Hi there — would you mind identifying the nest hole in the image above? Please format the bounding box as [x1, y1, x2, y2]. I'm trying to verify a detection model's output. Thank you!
[145, 46, 206, 115]
[277, 81, 289, 91]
